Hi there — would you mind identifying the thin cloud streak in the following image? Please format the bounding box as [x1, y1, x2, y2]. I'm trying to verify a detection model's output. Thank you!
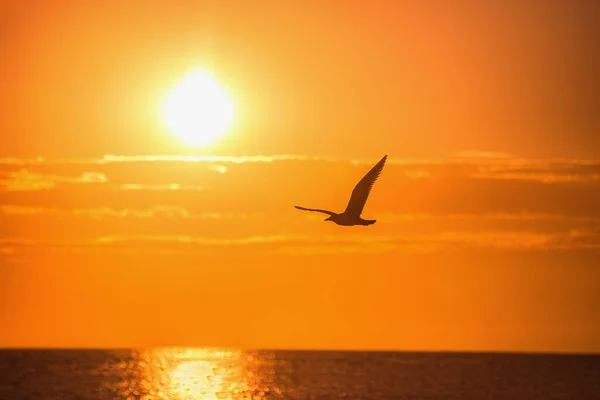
[0, 170, 107, 191]
[1, 155, 599, 192]
[3, 230, 599, 259]
[469, 172, 600, 183]
[89, 229, 600, 252]
[377, 212, 600, 223]
[2, 154, 599, 167]
[120, 183, 204, 191]
[0, 205, 263, 219]
[0, 154, 338, 166]
[2, 205, 599, 224]
[451, 151, 514, 159]
[209, 164, 228, 174]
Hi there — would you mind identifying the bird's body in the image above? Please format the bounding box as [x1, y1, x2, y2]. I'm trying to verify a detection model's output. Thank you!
[294, 206, 377, 226]
[294, 155, 387, 226]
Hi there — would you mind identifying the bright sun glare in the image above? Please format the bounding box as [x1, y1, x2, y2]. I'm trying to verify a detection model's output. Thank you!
[162, 69, 234, 147]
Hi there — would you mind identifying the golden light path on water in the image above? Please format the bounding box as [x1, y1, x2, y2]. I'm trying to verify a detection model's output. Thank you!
[163, 348, 246, 399]
[128, 347, 278, 400]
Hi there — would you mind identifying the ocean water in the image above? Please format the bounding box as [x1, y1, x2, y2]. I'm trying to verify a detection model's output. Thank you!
[0, 348, 599, 399]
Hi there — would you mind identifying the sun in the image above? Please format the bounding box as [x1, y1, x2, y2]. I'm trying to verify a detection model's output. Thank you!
[162, 69, 235, 147]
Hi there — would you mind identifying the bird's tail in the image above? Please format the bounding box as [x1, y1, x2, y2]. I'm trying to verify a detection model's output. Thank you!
[363, 219, 376, 225]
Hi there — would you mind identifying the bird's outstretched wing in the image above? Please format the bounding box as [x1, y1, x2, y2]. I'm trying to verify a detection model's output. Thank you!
[344, 154, 387, 217]
[294, 205, 336, 216]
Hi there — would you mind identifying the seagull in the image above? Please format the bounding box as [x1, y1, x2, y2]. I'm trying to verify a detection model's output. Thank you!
[294, 155, 387, 226]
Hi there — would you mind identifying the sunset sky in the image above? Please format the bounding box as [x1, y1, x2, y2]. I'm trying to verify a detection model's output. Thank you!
[1, 1, 599, 353]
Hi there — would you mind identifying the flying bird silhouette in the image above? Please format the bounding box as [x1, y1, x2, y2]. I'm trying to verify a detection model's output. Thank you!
[294, 155, 387, 226]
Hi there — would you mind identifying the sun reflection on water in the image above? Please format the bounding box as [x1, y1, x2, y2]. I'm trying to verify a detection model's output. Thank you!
[143, 348, 252, 400]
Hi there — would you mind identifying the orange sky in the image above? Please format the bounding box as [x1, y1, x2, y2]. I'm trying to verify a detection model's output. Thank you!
[1, 1, 599, 352]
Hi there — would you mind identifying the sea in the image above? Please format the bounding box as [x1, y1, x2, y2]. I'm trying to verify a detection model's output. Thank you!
[0, 348, 599, 399]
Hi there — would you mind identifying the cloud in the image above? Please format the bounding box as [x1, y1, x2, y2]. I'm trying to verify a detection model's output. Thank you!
[0, 154, 337, 166]
[275, 229, 600, 255]
[0, 246, 16, 255]
[0, 238, 37, 246]
[0, 206, 48, 216]
[95, 234, 277, 245]
[377, 212, 600, 223]
[0, 169, 108, 191]
[209, 164, 228, 174]
[403, 170, 432, 179]
[0, 205, 263, 220]
[75, 206, 191, 219]
[0, 246, 23, 265]
[0, 170, 55, 191]
[99, 154, 318, 164]
[4, 154, 328, 167]
[1, 154, 599, 184]
[0, 157, 46, 166]
[0, 153, 595, 166]
[451, 151, 514, 159]
[2, 229, 598, 261]
[468, 172, 600, 183]
[120, 183, 204, 191]
[1, 154, 599, 223]
[3, 206, 598, 223]
[270, 243, 400, 256]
